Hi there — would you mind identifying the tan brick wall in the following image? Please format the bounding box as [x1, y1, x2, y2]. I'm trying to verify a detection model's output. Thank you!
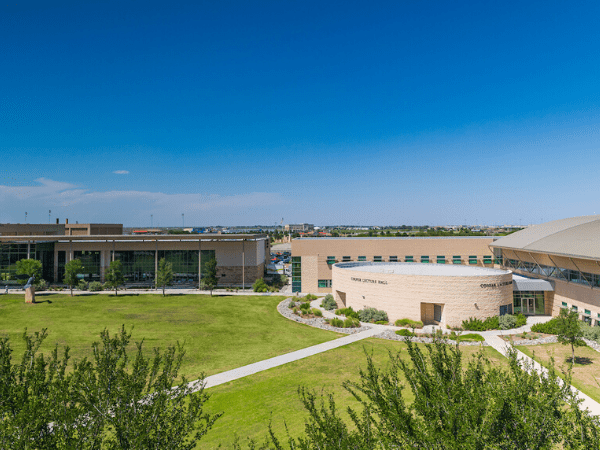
[332, 264, 513, 328]
[293, 237, 496, 293]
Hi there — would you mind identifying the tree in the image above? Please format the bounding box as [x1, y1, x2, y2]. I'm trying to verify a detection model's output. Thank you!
[202, 257, 218, 296]
[556, 307, 585, 365]
[105, 260, 125, 296]
[0, 327, 221, 449]
[15, 258, 42, 280]
[156, 257, 173, 296]
[63, 258, 83, 297]
[262, 339, 600, 449]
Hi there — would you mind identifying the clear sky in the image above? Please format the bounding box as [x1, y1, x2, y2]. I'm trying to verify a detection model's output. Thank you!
[2, 0, 600, 227]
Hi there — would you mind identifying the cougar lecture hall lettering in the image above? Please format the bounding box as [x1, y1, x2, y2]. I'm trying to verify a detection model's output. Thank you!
[351, 277, 388, 285]
[480, 281, 512, 289]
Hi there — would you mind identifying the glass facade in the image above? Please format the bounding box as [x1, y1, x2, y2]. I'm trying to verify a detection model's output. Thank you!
[513, 291, 545, 315]
[74, 251, 101, 282]
[503, 254, 600, 288]
[292, 256, 301, 292]
[0, 243, 34, 285]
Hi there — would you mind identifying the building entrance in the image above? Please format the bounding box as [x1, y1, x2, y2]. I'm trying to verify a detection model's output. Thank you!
[513, 291, 545, 315]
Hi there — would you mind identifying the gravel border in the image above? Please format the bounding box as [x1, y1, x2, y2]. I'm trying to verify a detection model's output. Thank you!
[508, 336, 559, 346]
[583, 338, 600, 353]
[277, 298, 371, 335]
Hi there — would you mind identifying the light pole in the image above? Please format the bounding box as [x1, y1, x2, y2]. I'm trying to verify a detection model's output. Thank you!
[182, 213, 184, 229]
[49, 210, 51, 224]
[25, 212, 27, 223]
[151, 214, 153, 228]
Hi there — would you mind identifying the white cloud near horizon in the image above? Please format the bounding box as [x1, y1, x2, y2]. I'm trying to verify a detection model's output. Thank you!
[0, 178, 288, 225]
[113, 170, 130, 174]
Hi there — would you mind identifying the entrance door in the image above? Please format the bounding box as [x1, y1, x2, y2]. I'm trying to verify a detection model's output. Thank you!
[522, 297, 535, 315]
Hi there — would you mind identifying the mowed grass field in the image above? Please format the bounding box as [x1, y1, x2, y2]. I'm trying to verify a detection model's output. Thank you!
[0, 293, 340, 379]
[199, 339, 507, 449]
[516, 343, 600, 403]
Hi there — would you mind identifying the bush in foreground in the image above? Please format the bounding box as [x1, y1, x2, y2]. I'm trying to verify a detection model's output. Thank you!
[88, 281, 104, 292]
[358, 307, 388, 323]
[395, 318, 424, 328]
[0, 327, 221, 449]
[258, 339, 600, 449]
[335, 307, 359, 320]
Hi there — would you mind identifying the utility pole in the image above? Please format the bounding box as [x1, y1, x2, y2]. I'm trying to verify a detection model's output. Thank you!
[182, 213, 184, 228]
[25, 212, 27, 223]
[151, 214, 153, 228]
[49, 210, 51, 224]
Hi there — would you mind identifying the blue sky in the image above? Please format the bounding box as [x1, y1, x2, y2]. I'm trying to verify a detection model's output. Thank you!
[1, 0, 600, 226]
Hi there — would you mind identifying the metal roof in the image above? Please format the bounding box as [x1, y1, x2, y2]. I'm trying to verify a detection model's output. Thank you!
[0, 234, 267, 243]
[490, 215, 600, 260]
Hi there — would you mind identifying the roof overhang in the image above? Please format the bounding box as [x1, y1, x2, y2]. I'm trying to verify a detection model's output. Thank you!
[512, 274, 554, 291]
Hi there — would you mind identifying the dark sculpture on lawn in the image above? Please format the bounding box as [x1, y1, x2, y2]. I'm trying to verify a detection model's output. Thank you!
[24, 276, 35, 290]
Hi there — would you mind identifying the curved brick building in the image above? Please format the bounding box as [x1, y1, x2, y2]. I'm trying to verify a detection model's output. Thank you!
[332, 262, 513, 327]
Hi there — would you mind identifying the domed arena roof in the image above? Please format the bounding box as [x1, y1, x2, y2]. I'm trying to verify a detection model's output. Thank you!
[491, 215, 600, 260]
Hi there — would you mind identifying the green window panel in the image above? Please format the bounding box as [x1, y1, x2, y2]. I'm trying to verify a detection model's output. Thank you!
[326, 256, 336, 265]
[358, 256, 366, 261]
[421, 256, 429, 263]
[318, 279, 332, 288]
[562, 302, 568, 307]
[572, 305, 578, 312]
[469, 256, 478, 264]
[483, 256, 493, 264]
[585, 309, 591, 315]
[389, 256, 398, 262]
[452, 256, 462, 264]
[342, 256, 351, 262]
[436, 256, 445, 264]
[405, 256, 414, 262]
[373, 256, 382, 262]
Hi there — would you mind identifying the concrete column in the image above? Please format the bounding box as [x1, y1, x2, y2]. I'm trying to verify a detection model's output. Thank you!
[242, 239, 245, 289]
[69, 240, 72, 262]
[198, 238, 201, 288]
[112, 240, 115, 262]
[53, 248, 58, 282]
[100, 250, 107, 282]
[155, 240, 158, 289]
[27, 241, 30, 259]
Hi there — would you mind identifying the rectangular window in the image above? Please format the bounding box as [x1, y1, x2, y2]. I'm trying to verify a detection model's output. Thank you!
[434, 304, 442, 322]
[358, 256, 366, 261]
[585, 309, 591, 315]
[292, 256, 301, 293]
[562, 302, 568, 308]
[452, 255, 461, 264]
[389, 256, 398, 262]
[483, 255, 493, 264]
[469, 255, 478, 264]
[405, 256, 414, 262]
[421, 256, 429, 263]
[318, 279, 332, 288]
[572, 305, 578, 312]
[326, 256, 336, 265]
[342, 256, 351, 262]
[436, 256, 445, 264]
[374, 256, 382, 262]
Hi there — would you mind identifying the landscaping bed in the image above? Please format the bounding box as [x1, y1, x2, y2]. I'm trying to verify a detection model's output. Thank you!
[499, 332, 558, 346]
[375, 330, 489, 346]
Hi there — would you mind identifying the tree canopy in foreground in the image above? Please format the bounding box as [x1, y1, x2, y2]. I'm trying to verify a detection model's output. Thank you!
[241, 339, 600, 450]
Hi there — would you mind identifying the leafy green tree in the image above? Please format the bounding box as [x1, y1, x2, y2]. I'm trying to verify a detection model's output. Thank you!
[63, 258, 83, 297]
[0, 327, 221, 449]
[15, 258, 42, 280]
[105, 260, 125, 296]
[156, 257, 173, 296]
[261, 339, 600, 449]
[556, 307, 585, 365]
[203, 257, 218, 296]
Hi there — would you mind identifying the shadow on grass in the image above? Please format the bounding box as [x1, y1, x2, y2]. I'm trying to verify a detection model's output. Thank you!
[567, 356, 594, 366]
[32, 299, 53, 304]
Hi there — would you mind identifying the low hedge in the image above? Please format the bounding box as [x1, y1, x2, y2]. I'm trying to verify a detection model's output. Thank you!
[395, 329, 415, 337]
[448, 333, 485, 342]
[530, 318, 560, 334]
[395, 318, 424, 329]
[335, 307, 359, 320]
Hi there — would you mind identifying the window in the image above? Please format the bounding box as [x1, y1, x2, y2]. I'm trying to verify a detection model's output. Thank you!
[389, 256, 398, 262]
[421, 256, 429, 263]
[342, 256, 351, 262]
[326, 256, 336, 265]
[292, 256, 301, 293]
[405, 256, 414, 262]
[434, 304, 442, 322]
[452, 255, 461, 264]
[585, 309, 591, 315]
[469, 255, 478, 264]
[483, 255, 493, 264]
[572, 305, 578, 312]
[374, 256, 382, 262]
[436, 255, 445, 264]
[562, 302, 568, 308]
[358, 256, 366, 261]
[318, 279, 332, 288]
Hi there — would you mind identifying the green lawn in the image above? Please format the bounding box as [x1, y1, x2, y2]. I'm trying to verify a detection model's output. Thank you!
[0, 293, 340, 379]
[516, 343, 600, 403]
[199, 339, 506, 449]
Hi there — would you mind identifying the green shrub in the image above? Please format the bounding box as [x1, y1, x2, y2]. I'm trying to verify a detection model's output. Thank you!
[33, 278, 48, 291]
[88, 281, 103, 292]
[499, 314, 517, 330]
[299, 302, 311, 311]
[320, 294, 337, 311]
[292, 307, 299, 314]
[335, 307, 359, 320]
[78, 280, 89, 291]
[462, 316, 500, 331]
[395, 329, 415, 337]
[288, 301, 296, 309]
[483, 316, 499, 329]
[358, 307, 388, 323]
[329, 318, 344, 328]
[252, 278, 268, 293]
[581, 323, 600, 343]
[305, 294, 318, 300]
[395, 318, 424, 329]
[448, 333, 485, 342]
[515, 313, 527, 327]
[311, 308, 323, 317]
[375, 320, 388, 325]
[531, 318, 561, 334]
[343, 317, 360, 328]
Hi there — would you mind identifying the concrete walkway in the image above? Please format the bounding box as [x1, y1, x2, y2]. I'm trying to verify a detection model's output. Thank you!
[484, 334, 600, 416]
[188, 326, 381, 392]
